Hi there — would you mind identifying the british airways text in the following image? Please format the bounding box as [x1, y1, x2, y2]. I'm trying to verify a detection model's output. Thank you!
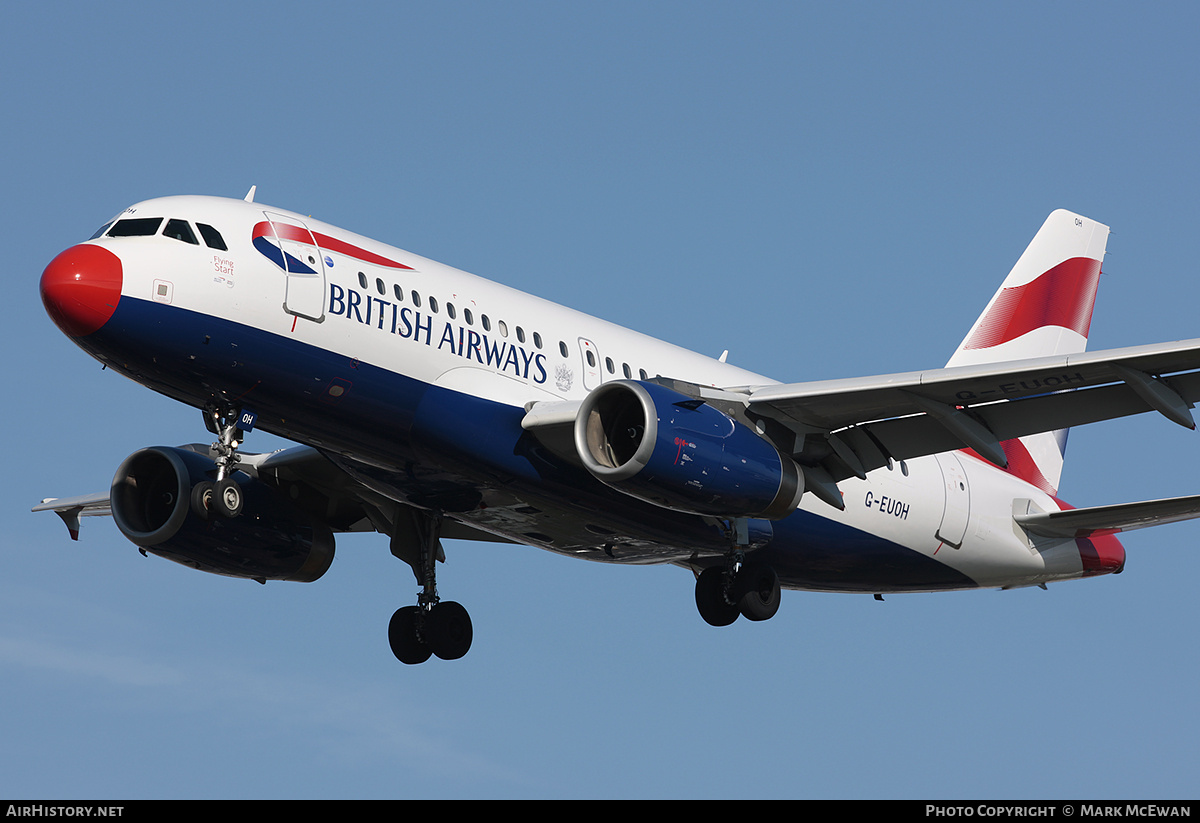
[328, 284, 548, 383]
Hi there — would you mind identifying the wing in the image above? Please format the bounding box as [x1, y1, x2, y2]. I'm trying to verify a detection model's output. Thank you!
[741, 337, 1200, 487]
[32, 492, 111, 540]
[33, 444, 514, 545]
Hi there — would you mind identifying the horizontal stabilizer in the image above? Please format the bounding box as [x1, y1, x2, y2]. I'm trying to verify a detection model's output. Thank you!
[1015, 494, 1200, 538]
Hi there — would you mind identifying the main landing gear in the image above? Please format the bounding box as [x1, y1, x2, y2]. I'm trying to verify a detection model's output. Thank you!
[694, 518, 781, 627]
[387, 510, 473, 664]
[192, 405, 247, 520]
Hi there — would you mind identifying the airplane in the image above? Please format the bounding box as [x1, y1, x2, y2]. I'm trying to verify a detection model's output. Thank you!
[34, 190, 1200, 664]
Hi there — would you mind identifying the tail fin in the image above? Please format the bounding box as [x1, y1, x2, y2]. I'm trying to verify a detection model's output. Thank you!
[947, 210, 1110, 495]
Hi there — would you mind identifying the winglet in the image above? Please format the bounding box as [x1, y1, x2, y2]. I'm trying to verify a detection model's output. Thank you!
[32, 492, 112, 540]
[57, 507, 82, 541]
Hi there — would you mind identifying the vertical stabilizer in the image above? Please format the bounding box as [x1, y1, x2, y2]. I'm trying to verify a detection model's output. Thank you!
[947, 210, 1109, 495]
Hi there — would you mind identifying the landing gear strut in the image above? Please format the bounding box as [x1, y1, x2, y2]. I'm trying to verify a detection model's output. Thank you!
[694, 518, 781, 626]
[192, 405, 247, 520]
[387, 509, 473, 664]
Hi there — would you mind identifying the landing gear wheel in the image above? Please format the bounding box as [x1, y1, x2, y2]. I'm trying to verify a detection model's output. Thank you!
[386, 511, 474, 663]
[695, 566, 740, 627]
[190, 481, 215, 520]
[424, 601, 473, 660]
[388, 606, 432, 664]
[212, 478, 243, 519]
[734, 562, 781, 622]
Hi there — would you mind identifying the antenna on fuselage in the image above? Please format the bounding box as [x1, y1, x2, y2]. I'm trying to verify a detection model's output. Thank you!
[244, 185, 257, 203]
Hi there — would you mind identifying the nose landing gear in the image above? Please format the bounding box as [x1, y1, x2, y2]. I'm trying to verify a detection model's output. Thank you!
[190, 405, 249, 520]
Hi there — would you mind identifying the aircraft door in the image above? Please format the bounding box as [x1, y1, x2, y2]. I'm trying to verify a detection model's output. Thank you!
[578, 338, 602, 390]
[264, 212, 327, 323]
[934, 452, 971, 549]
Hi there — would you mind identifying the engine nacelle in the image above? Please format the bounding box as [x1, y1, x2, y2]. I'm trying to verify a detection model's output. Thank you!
[574, 381, 803, 519]
[110, 446, 335, 582]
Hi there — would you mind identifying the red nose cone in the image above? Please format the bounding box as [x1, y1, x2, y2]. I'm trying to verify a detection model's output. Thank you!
[40, 244, 123, 337]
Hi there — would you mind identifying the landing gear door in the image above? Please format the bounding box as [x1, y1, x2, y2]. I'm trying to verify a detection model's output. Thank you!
[264, 212, 327, 323]
[934, 452, 970, 549]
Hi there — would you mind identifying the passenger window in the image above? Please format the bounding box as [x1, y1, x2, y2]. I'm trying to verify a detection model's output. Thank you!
[498, 320, 508, 337]
[197, 223, 227, 250]
[464, 308, 473, 325]
[393, 284, 404, 302]
[375, 278, 385, 296]
[164, 219, 198, 245]
[639, 369, 648, 380]
[586, 350, 596, 367]
[358, 272, 368, 289]
[482, 315, 491, 331]
[559, 341, 568, 358]
[108, 217, 163, 237]
[516, 326, 526, 344]
[533, 332, 542, 349]
[429, 296, 439, 314]
[447, 302, 456, 320]
[412, 291, 422, 308]
[623, 363, 632, 378]
[605, 357, 615, 374]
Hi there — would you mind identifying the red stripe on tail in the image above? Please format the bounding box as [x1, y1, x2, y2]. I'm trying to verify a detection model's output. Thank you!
[963, 257, 1102, 350]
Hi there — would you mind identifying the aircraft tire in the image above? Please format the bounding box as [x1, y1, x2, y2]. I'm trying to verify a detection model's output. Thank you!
[213, 478, 243, 519]
[388, 606, 432, 664]
[425, 601, 473, 660]
[190, 481, 214, 521]
[735, 562, 781, 622]
[695, 566, 739, 627]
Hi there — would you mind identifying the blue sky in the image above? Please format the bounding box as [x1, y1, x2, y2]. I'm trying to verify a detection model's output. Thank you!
[3, 1, 1199, 799]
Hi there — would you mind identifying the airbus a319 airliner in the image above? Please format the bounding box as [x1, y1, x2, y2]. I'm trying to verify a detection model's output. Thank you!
[35, 190, 1200, 663]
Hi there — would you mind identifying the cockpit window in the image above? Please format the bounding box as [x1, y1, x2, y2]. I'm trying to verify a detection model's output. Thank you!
[107, 217, 163, 237]
[164, 219, 199, 245]
[89, 221, 115, 240]
[197, 223, 227, 251]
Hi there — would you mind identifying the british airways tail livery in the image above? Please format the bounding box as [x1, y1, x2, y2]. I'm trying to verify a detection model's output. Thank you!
[34, 194, 1200, 663]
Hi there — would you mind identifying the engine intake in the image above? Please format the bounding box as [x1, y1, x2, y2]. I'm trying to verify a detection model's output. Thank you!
[574, 381, 803, 519]
[110, 446, 334, 582]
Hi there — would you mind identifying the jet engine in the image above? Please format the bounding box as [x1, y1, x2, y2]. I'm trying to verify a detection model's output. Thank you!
[573, 380, 803, 519]
[109, 446, 335, 582]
